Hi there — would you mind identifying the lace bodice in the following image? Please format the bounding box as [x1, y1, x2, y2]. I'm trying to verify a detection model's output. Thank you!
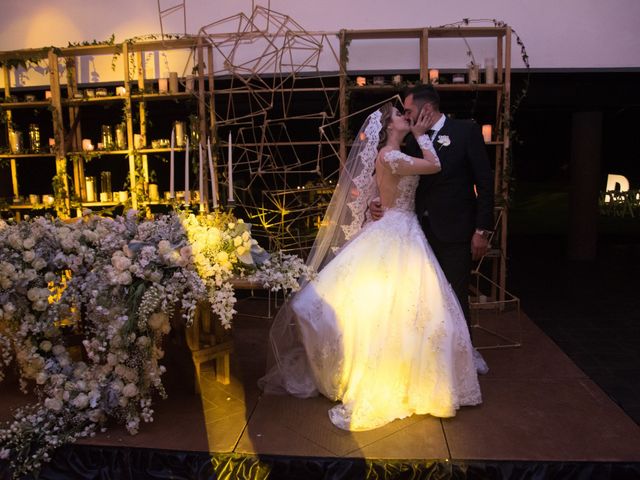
[378, 150, 420, 212]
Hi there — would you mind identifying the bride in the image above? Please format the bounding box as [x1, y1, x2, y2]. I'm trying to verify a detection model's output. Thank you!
[259, 102, 482, 431]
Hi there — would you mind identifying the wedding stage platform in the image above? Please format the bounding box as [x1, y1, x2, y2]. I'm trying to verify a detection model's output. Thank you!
[1, 298, 639, 479]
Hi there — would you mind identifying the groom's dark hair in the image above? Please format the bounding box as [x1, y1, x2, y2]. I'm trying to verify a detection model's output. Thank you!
[405, 84, 440, 110]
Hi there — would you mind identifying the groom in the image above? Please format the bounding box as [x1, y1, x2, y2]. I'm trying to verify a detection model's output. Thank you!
[372, 84, 494, 324]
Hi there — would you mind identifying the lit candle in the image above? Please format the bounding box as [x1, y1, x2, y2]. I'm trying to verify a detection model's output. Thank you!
[85, 177, 95, 202]
[169, 128, 175, 199]
[207, 137, 218, 209]
[82, 139, 93, 151]
[198, 142, 204, 212]
[356, 76, 366, 87]
[158, 78, 168, 94]
[45, 90, 52, 99]
[228, 132, 234, 203]
[115, 86, 126, 96]
[429, 69, 439, 84]
[185, 137, 190, 205]
[482, 124, 492, 143]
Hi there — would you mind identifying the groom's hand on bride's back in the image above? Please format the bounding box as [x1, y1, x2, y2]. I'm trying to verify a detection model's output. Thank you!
[369, 199, 384, 221]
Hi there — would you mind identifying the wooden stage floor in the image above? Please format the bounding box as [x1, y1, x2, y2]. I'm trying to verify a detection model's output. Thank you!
[1, 298, 639, 474]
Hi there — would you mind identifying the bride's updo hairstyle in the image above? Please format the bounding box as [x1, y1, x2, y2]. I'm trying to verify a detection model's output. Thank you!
[377, 102, 394, 149]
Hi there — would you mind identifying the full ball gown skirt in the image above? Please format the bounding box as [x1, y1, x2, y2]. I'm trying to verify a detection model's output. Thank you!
[288, 207, 482, 431]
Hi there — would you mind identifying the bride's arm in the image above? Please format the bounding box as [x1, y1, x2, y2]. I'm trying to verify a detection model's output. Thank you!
[380, 142, 441, 176]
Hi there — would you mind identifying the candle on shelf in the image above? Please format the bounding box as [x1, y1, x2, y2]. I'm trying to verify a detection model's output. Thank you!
[134, 134, 143, 149]
[169, 72, 179, 93]
[82, 139, 93, 151]
[169, 128, 175, 199]
[44, 90, 52, 99]
[428, 69, 439, 84]
[392, 74, 403, 86]
[85, 177, 96, 202]
[184, 137, 190, 205]
[198, 142, 204, 212]
[115, 86, 126, 96]
[356, 76, 366, 87]
[158, 78, 169, 94]
[148, 183, 159, 202]
[207, 137, 218, 209]
[228, 132, 234, 203]
[175, 121, 185, 147]
[484, 58, 495, 84]
[482, 124, 492, 143]
[48, 138, 55, 147]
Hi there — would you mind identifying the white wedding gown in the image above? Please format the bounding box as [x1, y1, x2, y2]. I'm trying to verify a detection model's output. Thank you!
[262, 150, 482, 431]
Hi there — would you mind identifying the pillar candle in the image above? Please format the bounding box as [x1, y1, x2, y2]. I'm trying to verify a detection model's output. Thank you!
[198, 142, 204, 212]
[169, 72, 179, 93]
[207, 137, 218, 208]
[228, 132, 234, 202]
[185, 137, 190, 205]
[482, 124, 492, 143]
[158, 78, 168, 94]
[429, 69, 439, 84]
[170, 128, 175, 199]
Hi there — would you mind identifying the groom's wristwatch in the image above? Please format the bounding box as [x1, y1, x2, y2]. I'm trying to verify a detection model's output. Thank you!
[474, 229, 492, 240]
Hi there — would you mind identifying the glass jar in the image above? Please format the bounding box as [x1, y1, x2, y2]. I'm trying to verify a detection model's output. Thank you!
[9, 129, 23, 153]
[189, 116, 199, 146]
[101, 125, 114, 150]
[100, 171, 112, 201]
[174, 121, 186, 147]
[115, 123, 127, 149]
[28, 124, 41, 153]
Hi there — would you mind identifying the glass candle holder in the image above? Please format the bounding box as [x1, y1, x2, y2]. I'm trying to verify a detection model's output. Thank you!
[101, 125, 114, 150]
[28, 124, 41, 153]
[115, 124, 127, 149]
[100, 171, 112, 201]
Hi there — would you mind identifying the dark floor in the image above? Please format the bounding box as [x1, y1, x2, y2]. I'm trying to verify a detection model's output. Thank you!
[508, 234, 640, 425]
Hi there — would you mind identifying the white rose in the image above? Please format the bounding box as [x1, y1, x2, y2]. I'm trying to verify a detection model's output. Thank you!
[72, 393, 89, 409]
[158, 240, 172, 256]
[44, 397, 63, 411]
[88, 409, 104, 423]
[44, 271, 57, 283]
[23, 250, 36, 262]
[117, 271, 132, 285]
[32, 257, 47, 271]
[39, 340, 52, 352]
[136, 336, 150, 347]
[122, 383, 139, 398]
[52, 344, 66, 356]
[112, 253, 132, 271]
[36, 372, 48, 385]
[107, 353, 118, 366]
[22, 237, 35, 249]
[233, 236, 243, 247]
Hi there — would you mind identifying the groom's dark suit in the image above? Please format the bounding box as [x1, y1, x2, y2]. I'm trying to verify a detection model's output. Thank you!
[406, 117, 494, 321]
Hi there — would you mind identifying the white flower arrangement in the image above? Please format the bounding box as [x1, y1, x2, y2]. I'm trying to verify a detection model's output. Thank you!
[0, 210, 310, 477]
